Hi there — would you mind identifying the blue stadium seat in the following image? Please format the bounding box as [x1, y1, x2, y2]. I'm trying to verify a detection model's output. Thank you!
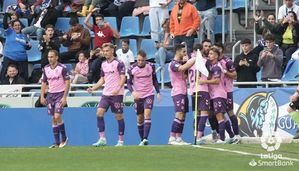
[214, 15, 228, 35]
[105, 17, 118, 31]
[216, 0, 227, 9]
[140, 39, 157, 60]
[282, 60, 299, 81]
[60, 45, 68, 53]
[64, 63, 73, 73]
[78, 17, 94, 37]
[2, 0, 18, 13]
[27, 40, 41, 62]
[139, 16, 151, 37]
[19, 18, 28, 27]
[155, 63, 171, 84]
[55, 17, 71, 33]
[233, 0, 247, 9]
[33, 64, 41, 70]
[119, 16, 140, 37]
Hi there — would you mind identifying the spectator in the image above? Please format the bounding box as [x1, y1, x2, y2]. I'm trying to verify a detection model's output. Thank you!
[21, 2, 58, 41]
[278, 0, 299, 22]
[170, 0, 200, 56]
[257, 34, 283, 85]
[0, 63, 26, 85]
[39, 24, 61, 68]
[78, 0, 111, 16]
[194, 0, 216, 43]
[155, 18, 174, 70]
[107, 0, 136, 29]
[277, 11, 299, 70]
[3, 8, 26, 29]
[149, 0, 172, 42]
[234, 38, 260, 88]
[253, 12, 280, 54]
[84, 8, 119, 49]
[60, 16, 91, 63]
[116, 39, 135, 78]
[0, 20, 31, 82]
[87, 48, 105, 83]
[71, 51, 89, 84]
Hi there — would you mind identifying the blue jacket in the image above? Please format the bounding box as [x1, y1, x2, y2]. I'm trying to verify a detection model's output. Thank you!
[3, 28, 31, 61]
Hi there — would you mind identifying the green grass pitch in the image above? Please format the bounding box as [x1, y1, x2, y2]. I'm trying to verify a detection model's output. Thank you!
[0, 144, 298, 171]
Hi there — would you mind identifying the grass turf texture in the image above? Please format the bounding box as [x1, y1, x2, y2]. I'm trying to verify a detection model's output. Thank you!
[0, 144, 298, 171]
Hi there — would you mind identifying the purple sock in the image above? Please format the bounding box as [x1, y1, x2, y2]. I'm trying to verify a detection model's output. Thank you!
[197, 115, 208, 138]
[137, 123, 144, 140]
[230, 115, 239, 135]
[193, 115, 200, 130]
[58, 123, 67, 141]
[209, 115, 219, 133]
[118, 119, 125, 136]
[225, 121, 234, 138]
[218, 121, 225, 141]
[143, 119, 151, 139]
[97, 116, 105, 132]
[53, 125, 60, 145]
[171, 118, 181, 134]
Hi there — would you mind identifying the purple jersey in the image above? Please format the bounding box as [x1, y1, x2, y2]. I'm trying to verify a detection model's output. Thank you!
[169, 60, 187, 96]
[100, 59, 125, 96]
[127, 62, 160, 98]
[219, 56, 235, 92]
[188, 57, 209, 95]
[208, 63, 227, 99]
[42, 63, 70, 93]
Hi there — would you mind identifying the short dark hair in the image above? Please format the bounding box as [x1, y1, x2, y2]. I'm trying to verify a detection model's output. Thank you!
[95, 14, 104, 19]
[175, 44, 186, 53]
[213, 42, 225, 51]
[202, 39, 212, 44]
[241, 38, 251, 45]
[102, 43, 116, 49]
[122, 39, 130, 45]
[45, 24, 54, 30]
[69, 17, 79, 26]
[7, 63, 18, 70]
[48, 49, 59, 57]
[137, 49, 147, 58]
[193, 43, 202, 51]
[264, 34, 275, 41]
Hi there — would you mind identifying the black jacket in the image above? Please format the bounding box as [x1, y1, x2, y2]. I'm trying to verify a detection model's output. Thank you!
[31, 7, 58, 28]
[1, 75, 26, 85]
[234, 51, 260, 85]
[277, 22, 299, 46]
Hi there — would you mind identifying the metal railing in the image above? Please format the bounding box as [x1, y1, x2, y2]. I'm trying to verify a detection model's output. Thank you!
[232, 40, 242, 61]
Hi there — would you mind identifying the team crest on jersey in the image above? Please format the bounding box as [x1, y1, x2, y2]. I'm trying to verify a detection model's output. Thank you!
[236, 92, 278, 138]
[146, 98, 152, 104]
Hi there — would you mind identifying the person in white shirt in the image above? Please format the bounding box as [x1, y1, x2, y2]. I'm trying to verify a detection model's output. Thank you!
[149, 0, 172, 42]
[116, 39, 135, 78]
[278, 0, 299, 22]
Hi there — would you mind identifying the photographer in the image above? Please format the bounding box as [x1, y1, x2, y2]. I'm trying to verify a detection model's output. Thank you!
[257, 34, 283, 86]
[84, 8, 120, 49]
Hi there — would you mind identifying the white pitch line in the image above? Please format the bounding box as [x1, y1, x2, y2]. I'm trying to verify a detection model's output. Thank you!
[192, 145, 299, 162]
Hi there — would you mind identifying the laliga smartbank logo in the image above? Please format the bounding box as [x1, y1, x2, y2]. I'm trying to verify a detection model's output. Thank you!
[248, 133, 294, 167]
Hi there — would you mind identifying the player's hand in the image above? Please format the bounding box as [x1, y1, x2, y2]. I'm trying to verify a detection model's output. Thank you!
[60, 97, 67, 107]
[132, 91, 140, 100]
[157, 93, 161, 103]
[40, 97, 47, 105]
[87, 87, 93, 93]
[199, 80, 205, 85]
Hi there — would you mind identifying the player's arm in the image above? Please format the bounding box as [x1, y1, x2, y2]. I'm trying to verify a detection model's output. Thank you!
[152, 65, 161, 102]
[88, 77, 105, 92]
[127, 68, 134, 93]
[199, 78, 220, 85]
[178, 57, 196, 72]
[40, 68, 47, 105]
[224, 70, 237, 80]
[113, 61, 126, 95]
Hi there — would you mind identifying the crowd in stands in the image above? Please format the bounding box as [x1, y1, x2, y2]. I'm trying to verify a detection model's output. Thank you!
[0, 0, 299, 88]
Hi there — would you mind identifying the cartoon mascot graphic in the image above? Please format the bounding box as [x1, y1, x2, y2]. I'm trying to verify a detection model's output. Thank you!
[236, 92, 279, 137]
